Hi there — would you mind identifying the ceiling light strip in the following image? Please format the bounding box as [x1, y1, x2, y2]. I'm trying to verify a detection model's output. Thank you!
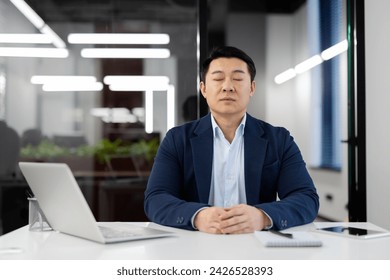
[10, 0, 66, 49]
[42, 82, 103, 92]
[90, 108, 137, 124]
[274, 69, 296, 85]
[81, 48, 170, 59]
[321, 40, 348, 60]
[0, 47, 68, 58]
[31, 75, 97, 84]
[0, 34, 52, 44]
[68, 33, 170, 45]
[40, 25, 66, 49]
[294, 55, 323, 74]
[274, 40, 348, 85]
[10, 0, 45, 29]
[90, 107, 130, 117]
[104, 75, 170, 91]
[30, 75, 101, 91]
[167, 85, 175, 131]
[144, 90, 153, 133]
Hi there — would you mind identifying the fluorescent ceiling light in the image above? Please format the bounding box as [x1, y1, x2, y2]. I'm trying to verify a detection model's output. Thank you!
[321, 40, 348, 60]
[108, 84, 169, 91]
[90, 107, 137, 123]
[10, 0, 67, 50]
[132, 107, 144, 118]
[294, 55, 323, 74]
[104, 75, 170, 91]
[42, 82, 103, 92]
[31, 75, 97, 84]
[40, 25, 66, 49]
[103, 76, 175, 133]
[68, 33, 170, 45]
[274, 68, 296, 85]
[166, 85, 175, 131]
[81, 48, 170, 59]
[144, 90, 153, 133]
[274, 40, 349, 85]
[0, 34, 52, 44]
[102, 114, 137, 123]
[0, 47, 68, 58]
[104, 75, 169, 85]
[31, 75, 102, 92]
[10, 0, 45, 29]
[90, 107, 129, 117]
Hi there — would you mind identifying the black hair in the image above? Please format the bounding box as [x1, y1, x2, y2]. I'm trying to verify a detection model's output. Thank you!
[200, 46, 256, 82]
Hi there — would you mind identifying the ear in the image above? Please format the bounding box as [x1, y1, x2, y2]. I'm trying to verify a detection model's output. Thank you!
[250, 81, 256, 97]
[200, 81, 207, 98]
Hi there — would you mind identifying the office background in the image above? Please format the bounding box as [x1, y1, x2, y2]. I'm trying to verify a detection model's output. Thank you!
[0, 0, 388, 235]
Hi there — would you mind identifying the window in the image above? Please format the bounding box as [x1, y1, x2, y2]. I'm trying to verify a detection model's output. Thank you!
[310, 0, 345, 171]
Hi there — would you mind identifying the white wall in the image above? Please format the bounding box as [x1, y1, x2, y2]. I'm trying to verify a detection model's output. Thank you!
[365, 0, 390, 230]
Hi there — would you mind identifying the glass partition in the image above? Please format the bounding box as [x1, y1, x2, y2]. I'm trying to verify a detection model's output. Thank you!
[0, 0, 198, 233]
[2, 0, 198, 166]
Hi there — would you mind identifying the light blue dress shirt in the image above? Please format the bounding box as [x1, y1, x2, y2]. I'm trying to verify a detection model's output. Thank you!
[208, 114, 247, 207]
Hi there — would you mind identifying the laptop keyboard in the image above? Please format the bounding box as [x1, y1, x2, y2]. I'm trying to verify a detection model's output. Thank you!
[98, 225, 138, 239]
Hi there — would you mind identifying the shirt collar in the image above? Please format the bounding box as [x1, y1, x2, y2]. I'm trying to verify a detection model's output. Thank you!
[211, 113, 246, 138]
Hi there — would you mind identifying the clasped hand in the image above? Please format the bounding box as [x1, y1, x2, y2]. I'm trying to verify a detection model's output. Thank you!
[194, 204, 270, 234]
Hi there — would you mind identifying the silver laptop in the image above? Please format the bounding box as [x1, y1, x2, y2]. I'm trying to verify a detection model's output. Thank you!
[19, 162, 175, 244]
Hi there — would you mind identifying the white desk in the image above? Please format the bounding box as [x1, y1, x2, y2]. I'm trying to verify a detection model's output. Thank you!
[0, 222, 389, 259]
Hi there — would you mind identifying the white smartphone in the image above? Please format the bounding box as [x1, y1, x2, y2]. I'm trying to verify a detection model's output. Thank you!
[316, 226, 390, 239]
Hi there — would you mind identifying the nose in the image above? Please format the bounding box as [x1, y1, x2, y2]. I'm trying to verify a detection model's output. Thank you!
[222, 80, 235, 92]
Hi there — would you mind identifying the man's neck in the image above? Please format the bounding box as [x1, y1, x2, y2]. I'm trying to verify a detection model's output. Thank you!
[211, 112, 245, 143]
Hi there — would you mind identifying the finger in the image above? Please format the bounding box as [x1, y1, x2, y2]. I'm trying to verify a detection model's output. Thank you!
[219, 209, 241, 221]
[203, 226, 223, 234]
[221, 222, 251, 234]
[220, 204, 247, 218]
[220, 206, 263, 234]
[194, 207, 227, 233]
[219, 215, 247, 233]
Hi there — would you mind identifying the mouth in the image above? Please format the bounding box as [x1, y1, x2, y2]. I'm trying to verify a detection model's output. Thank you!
[220, 98, 235, 102]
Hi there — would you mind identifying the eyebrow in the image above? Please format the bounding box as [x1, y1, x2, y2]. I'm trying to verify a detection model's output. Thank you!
[210, 69, 246, 75]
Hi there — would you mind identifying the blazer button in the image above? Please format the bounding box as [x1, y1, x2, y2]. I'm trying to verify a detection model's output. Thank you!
[176, 217, 184, 224]
[280, 219, 288, 228]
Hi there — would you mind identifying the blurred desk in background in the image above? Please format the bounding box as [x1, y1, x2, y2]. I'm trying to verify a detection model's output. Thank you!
[73, 171, 149, 222]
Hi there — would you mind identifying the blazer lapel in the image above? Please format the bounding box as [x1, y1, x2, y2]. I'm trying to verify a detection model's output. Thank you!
[244, 115, 268, 205]
[190, 114, 213, 203]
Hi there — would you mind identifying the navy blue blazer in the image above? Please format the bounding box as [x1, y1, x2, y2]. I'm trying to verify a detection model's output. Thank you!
[144, 113, 319, 230]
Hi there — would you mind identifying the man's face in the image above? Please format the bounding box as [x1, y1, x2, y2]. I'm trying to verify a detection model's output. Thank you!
[200, 57, 255, 119]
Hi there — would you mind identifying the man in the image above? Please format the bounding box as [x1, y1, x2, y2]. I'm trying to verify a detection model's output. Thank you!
[144, 46, 319, 234]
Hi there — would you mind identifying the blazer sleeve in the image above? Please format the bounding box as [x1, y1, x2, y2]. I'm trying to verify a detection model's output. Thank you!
[254, 127, 320, 230]
[144, 128, 209, 230]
